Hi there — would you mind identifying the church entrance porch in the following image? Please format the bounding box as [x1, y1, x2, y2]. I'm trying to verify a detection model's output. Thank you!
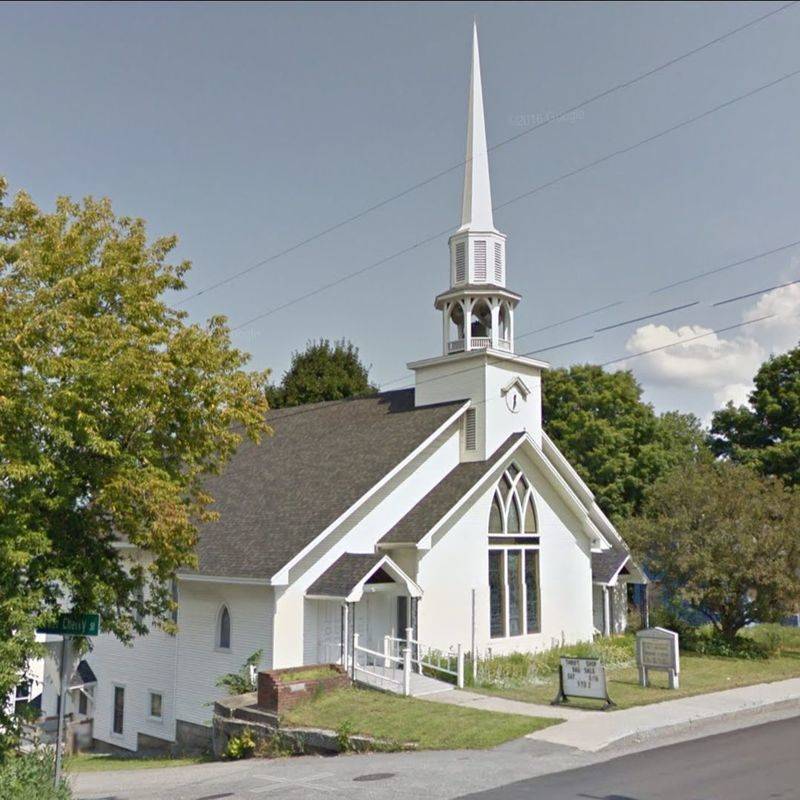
[305, 553, 459, 695]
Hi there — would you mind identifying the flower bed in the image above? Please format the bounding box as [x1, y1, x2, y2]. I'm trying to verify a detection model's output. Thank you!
[257, 664, 348, 713]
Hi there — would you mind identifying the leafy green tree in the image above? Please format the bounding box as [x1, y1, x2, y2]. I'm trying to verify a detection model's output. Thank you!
[267, 339, 375, 408]
[623, 461, 800, 643]
[542, 365, 707, 521]
[710, 343, 800, 486]
[0, 178, 269, 753]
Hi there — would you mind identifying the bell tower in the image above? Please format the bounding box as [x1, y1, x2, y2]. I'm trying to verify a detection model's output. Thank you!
[438, 22, 521, 357]
[409, 23, 548, 460]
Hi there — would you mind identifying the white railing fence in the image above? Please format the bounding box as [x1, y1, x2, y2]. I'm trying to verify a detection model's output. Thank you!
[351, 633, 413, 695]
[384, 628, 465, 689]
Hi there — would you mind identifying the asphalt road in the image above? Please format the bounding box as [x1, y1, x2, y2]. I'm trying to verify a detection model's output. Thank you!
[457, 715, 800, 800]
[73, 714, 800, 800]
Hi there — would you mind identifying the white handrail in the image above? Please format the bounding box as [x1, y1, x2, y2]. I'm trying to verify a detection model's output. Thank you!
[355, 642, 402, 664]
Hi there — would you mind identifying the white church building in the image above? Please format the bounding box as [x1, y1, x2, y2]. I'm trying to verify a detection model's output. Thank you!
[65, 25, 644, 754]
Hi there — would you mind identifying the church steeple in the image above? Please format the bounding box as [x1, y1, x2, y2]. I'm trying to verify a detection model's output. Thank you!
[459, 22, 495, 233]
[437, 23, 520, 357]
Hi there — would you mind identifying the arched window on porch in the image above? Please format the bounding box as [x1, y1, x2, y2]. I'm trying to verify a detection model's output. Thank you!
[488, 465, 540, 639]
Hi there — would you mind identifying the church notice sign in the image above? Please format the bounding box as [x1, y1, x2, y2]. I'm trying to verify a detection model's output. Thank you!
[552, 656, 614, 709]
[636, 627, 679, 689]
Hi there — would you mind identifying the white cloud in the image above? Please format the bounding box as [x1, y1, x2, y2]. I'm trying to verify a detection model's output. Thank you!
[713, 382, 752, 409]
[743, 282, 800, 353]
[617, 277, 799, 419]
[620, 323, 763, 390]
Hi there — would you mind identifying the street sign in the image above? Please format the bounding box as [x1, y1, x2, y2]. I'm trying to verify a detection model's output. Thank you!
[37, 613, 100, 637]
[636, 627, 680, 689]
[552, 656, 614, 709]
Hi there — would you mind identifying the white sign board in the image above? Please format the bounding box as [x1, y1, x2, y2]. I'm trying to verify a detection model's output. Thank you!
[554, 657, 612, 706]
[636, 627, 680, 689]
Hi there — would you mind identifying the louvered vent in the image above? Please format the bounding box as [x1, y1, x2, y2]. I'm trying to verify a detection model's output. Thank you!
[464, 408, 477, 451]
[455, 242, 466, 284]
[494, 243, 503, 283]
[474, 240, 487, 281]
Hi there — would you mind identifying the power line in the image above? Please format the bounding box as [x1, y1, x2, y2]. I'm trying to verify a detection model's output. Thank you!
[179, 2, 798, 306]
[232, 64, 800, 332]
[652, 238, 800, 293]
[599, 314, 774, 367]
[375, 258, 797, 390]
[712, 277, 800, 307]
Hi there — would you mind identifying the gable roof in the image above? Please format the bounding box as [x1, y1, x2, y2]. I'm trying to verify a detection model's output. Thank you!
[190, 390, 466, 580]
[591, 546, 631, 585]
[380, 433, 525, 545]
[306, 552, 421, 601]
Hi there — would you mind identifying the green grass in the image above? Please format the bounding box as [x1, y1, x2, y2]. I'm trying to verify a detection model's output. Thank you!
[64, 753, 210, 773]
[282, 686, 560, 749]
[473, 625, 800, 711]
[276, 666, 339, 683]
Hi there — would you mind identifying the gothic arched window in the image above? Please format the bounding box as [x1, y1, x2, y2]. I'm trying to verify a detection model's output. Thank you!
[488, 465, 540, 639]
[217, 605, 231, 650]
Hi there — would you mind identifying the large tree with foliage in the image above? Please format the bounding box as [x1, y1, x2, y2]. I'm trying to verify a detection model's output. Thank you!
[710, 343, 800, 486]
[623, 461, 800, 643]
[0, 178, 269, 752]
[266, 338, 375, 408]
[542, 364, 707, 521]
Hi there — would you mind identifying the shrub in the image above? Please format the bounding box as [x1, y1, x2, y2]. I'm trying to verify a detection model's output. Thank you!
[216, 650, 263, 696]
[223, 728, 256, 760]
[335, 720, 355, 752]
[0, 749, 71, 800]
[253, 730, 300, 759]
[473, 636, 636, 689]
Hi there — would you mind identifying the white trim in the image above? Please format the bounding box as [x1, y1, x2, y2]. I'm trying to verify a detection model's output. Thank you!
[270, 402, 471, 585]
[500, 376, 531, 399]
[412, 436, 527, 550]
[541, 432, 623, 549]
[215, 604, 232, 652]
[177, 574, 269, 586]
[110, 683, 125, 738]
[345, 555, 422, 603]
[146, 689, 164, 723]
[408, 348, 549, 372]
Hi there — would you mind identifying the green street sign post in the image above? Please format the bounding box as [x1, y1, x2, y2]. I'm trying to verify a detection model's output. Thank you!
[37, 614, 100, 787]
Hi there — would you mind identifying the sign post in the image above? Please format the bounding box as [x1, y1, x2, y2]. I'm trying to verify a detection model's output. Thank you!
[37, 614, 100, 786]
[552, 656, 614, 709]
[636, 627, 679, 689]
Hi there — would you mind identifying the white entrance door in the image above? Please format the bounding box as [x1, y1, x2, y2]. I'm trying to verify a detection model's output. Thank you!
[355, 592, 394, 662]
[315, 600, 342, 664]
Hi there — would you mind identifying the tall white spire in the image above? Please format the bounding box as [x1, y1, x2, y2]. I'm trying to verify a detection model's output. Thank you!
[459, 22, 495, 233]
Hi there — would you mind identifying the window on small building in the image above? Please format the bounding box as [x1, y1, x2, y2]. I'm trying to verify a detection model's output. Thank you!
[149, 691, 163, 720]
[487, 465, 541, 638]
[78, 690, 88, 716]
[217, 606, 231, 650]
[112, 686, 125, 735]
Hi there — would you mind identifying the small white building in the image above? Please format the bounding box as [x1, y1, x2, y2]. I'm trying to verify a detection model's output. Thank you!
[76, 25, 644, 754]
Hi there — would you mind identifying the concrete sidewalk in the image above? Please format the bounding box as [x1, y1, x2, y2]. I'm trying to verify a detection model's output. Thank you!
[425, 677, 800, 752]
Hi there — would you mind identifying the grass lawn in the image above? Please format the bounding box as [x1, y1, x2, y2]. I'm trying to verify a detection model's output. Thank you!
[65, 753, 210, 773]
[282, 686, 560, 749]
[276, 666, 339, 683]
[473, 626, 800, 711]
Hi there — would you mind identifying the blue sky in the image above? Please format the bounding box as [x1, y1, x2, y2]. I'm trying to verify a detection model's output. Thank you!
[2, 1, 799, 420]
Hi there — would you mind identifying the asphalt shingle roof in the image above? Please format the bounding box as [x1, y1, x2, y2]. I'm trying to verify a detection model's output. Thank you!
[591, 546, 630, 584]
[306, 553, 384, 598]
[380, 433, 525, 545]
[190, 390, 465, 580]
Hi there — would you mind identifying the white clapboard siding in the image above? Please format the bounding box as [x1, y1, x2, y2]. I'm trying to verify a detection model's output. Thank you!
[174, 581, 274, 728]
[89, 625, 179, 752]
